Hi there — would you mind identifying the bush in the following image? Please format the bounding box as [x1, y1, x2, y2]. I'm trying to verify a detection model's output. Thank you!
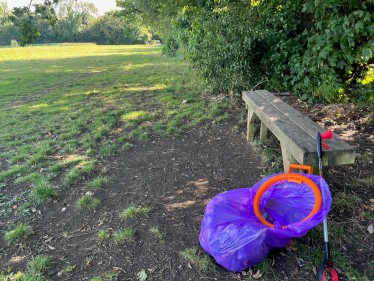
[162, 0, 374, 104]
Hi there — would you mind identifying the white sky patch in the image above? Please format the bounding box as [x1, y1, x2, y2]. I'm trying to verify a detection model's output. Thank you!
[6, 0, 120, 16]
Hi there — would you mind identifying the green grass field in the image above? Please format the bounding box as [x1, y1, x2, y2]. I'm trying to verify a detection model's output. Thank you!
[0, 45, 228, 209]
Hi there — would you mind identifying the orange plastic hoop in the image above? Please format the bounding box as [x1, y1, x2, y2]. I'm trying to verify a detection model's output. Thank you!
[253, 173, 322, 229]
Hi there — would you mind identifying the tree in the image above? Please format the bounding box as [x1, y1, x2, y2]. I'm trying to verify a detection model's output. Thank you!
[55, 0, 97, 42]
[125, 0, 374, 104]
[9, 0, 60, 46]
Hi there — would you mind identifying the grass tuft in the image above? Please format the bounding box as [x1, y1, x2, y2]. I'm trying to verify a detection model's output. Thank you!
[119, 206, 151, 218]
[77, 195, 100, 209]
[122, 142, 131, 150]
[29, 255, 52, 275]
[179, 248, 215, 272]
[100, 144, 117, 157]
[49, 163, 64, 173]
[15, 173, 43, 184]
[86, 176, 111, 189]
[4, 223, 34, 243]
[150, 226, 164, 241]
[112, 229, 135, 244]
[30, 178, 56, 204]
[119, 135, 129, 142]
[65, 161, 95, 184]
[98, 230, 110, 240]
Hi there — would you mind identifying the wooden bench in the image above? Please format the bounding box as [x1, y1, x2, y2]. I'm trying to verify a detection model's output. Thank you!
[242, 90, 356, 173]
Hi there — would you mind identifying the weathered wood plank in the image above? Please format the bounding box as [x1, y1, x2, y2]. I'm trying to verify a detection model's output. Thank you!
[255, 90, 356, 165]
[243, 91, 333, 166]
[243, 91, 321, 165]
[260, 121, 268, 142]
[247, 107, 257, 141]
[280, 143, 299, 172]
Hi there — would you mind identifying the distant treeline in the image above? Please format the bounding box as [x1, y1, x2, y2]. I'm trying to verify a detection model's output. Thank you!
[0, 0, 153, 46]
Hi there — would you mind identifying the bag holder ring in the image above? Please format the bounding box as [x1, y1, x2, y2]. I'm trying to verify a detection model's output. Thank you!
[253, 164, 322, 229]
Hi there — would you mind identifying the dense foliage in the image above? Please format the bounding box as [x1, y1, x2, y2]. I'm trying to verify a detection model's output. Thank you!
[0, 0, 152, 46]
[124, 0, 374, 104]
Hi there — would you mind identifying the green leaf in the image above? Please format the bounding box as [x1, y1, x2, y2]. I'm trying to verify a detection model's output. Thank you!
[369, 24, 374, 34]
[337, 61, 345, 69]
[328, 56, 337, 66]
[302, 2, 314, 13]
[324, 46, 334, 52]
[348, 37, 354, 47]
[362, 49, 372, 61]
[319, 49, 329, 59]
[345, 66, 354, 73]
[364, 12, 371, 22]
[355, 21, 364, 32]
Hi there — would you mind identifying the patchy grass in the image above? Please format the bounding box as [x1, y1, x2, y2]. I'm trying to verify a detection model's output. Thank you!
[98, 230, 110, 240]
[29, 178, 56, 204]
[119, 206, 151, 218]
[150, 226, 164, 241]
[77, 195, 100, 209]
[331, 192, 362, 213]
[179, 248, 216, 272]
[355, 176, 374, 186]
[112, 229, 135, 244]
[296, 224, 370, 280]
[357, 151, 373, 162]
[15, 173, 43, 184]
[64, 265, 76, 272]
[49, 163, 64, 173]
[29, 255, 52, 275]
[86, 176, 111, 189]
[122, 143, 131, 150]
[65, 161, 95, 184]
[100, 144, 117, 157]
[4, 223, 34, 243]
[119, 135, 129, 143]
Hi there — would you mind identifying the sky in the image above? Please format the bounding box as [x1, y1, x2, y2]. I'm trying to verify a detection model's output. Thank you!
[6, 0, 120, 16]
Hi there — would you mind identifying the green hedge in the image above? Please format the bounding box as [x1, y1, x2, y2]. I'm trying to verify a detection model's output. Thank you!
[163, 0, 374, 105]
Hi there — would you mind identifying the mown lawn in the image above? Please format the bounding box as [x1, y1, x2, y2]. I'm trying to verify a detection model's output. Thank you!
[0, 45, 228, 210]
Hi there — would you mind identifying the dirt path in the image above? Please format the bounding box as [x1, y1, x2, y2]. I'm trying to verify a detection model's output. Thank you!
[1, 117, 266, 280]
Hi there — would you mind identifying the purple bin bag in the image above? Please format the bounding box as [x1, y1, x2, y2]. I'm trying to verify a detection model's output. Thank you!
[199, 173, 331, 272]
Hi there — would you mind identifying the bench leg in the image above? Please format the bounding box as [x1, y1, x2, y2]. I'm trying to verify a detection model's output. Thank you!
[259, 122, 268, 142]
[246, 107, 257, 141]
[280, 143, 299, 172]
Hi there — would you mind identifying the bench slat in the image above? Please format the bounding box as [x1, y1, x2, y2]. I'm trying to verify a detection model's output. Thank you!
[242, 91, 355, 166]
[254, 90, 355, 165]
[243, 91, 325, 166]
[255, 90, 353, 152]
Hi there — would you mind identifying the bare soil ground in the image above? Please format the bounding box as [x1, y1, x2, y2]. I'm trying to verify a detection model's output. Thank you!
[1, 98, 373, 281]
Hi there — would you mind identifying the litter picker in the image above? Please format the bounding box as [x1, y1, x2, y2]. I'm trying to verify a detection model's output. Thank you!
[317, 130, 339, 281]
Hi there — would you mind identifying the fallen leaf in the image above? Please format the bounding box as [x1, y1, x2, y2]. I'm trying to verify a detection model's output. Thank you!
[187, 263, 192, 269]
[253, 270, 262, 279]
[313, 267, 317, 275]
[48, 245, 55, 250]
[45, 237, 53, 243]
[368, 225, 373, 234]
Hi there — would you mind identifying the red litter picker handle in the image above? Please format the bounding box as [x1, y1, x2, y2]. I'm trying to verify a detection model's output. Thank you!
[317, 129, 338, 281]
[320, 129, 333, 149]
